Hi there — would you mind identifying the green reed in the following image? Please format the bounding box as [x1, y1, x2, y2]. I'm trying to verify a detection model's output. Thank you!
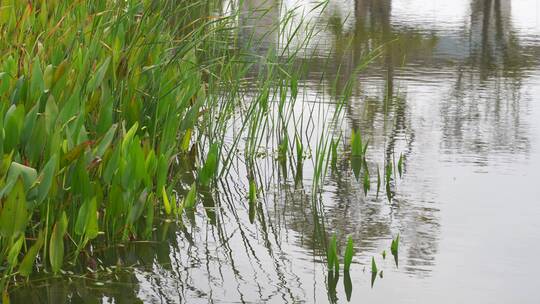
[0, 0, 409, 297]
[0, 0, 311, 290]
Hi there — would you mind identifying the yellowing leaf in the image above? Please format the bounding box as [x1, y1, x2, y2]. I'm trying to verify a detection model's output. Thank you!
[162, 186, 171, 215]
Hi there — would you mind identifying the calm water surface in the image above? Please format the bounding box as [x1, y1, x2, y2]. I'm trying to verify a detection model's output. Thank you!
[11, 0, 540, 303]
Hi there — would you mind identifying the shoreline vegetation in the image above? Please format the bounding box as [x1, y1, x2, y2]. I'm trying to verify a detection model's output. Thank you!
[0, 0, 399, 298]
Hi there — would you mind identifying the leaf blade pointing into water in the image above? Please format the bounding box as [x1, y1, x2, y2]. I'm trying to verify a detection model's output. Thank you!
[344, 236, 354, 272]
[327, 234, 339, 273]
[371, 257, 378, 288]
[371, 257, 378, 274]
[391, 234, 400, 256]
[398, 153, 404, 178]
[391, 234, 400, 267]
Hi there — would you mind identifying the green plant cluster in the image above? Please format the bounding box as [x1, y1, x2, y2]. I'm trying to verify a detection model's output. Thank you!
[0, 0, 223, 286]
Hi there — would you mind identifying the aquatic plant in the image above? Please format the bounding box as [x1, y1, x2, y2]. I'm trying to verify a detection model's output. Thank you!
[0, 0, 409, 299]
[327, 234, 339, 273]
[0, 0, 218, 285]
[0, 0, 316, 290]
[344, 270, 352, 301]
[248, 179, 257, 223]
[371, 256, 378, 288]
[371, 256, 378, 274]
[397, 153, 404, 178]
[343, 236, 354, 272]
[391, 234, 400, 267]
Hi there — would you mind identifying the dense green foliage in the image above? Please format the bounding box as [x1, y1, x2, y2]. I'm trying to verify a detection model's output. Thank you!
[0, 0, 406, 297]
[0, 0, 244, 288]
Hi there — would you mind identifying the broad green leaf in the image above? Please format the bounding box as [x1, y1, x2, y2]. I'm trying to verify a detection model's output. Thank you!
[44, 95, 59, 132]
[0, 178, 16, 199]
[391, 234, 400, 256]
[43, 64, 54, 90]
[122, 122, 138, 152]
[72, 159, 91, 199]
[0, 153, 12, 178]
[75, 199, 91, 236]
[30, 58, 45, 100]
[156, 154, 168, 193]
[3, 104, 25, 153]
[131, 138, 145, 182]
[49, 212, 67, 273]
[10, 76, 26, 105]
[19, 230, 45, 277]
[86, 57, 110, 93]
[96, 88, 113, 135]
[26, 116, 47, 164]
[94, 124, 117, 158]
[327, 235, 339, 273]
[103, 144, 121, 183]
[351, 129, 363, 157]
[21, 104, 38, 145]
[0, 179, 28, 239]
[0, 72, 10, 95]
[7, 235, 24, 267]
[351, 156, 362, 180]
[36, 154, 58, 205]
[85, 197, 99, 240]
[56, 93, 80, 127]
[128, 191, 147, 225]
[145, 150, 157, 177]
[62, 141, 91, 166]
[6, 162, 37, 191]
[371, 257, 378, 274]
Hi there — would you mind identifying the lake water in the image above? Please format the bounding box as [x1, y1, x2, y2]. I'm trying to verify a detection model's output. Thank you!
[11, 0, 540, 303]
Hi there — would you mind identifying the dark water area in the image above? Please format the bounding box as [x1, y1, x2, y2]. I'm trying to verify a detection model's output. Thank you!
[10, 0, 540, 303]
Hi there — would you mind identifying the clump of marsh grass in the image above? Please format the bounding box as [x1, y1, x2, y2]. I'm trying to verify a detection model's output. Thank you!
[0, 0, 310, 291]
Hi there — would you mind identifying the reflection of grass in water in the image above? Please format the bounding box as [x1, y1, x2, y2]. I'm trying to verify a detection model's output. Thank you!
[0, 0, 408, 299]
[0, 0, 320, 290]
